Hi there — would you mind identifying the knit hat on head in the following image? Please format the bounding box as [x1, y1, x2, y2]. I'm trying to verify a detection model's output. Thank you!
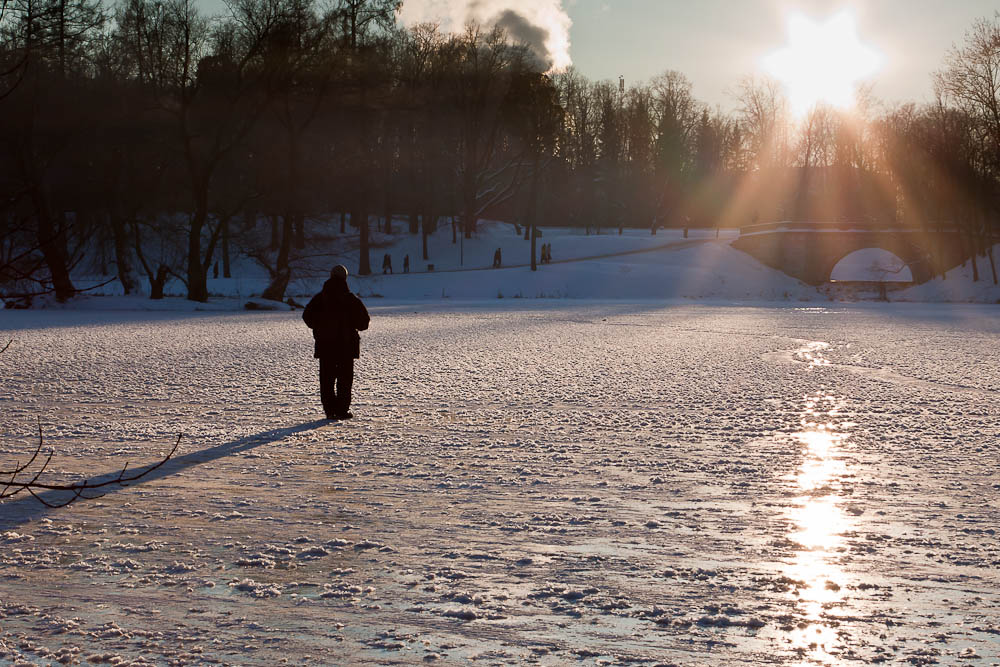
[331, 265, 349, 279]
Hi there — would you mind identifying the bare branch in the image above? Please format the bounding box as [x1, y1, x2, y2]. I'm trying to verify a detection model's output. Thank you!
[0, 423, 183, 508]
[0, 277, 118, 303]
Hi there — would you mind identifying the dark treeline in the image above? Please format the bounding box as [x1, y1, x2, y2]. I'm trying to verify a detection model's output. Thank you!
[1, 1, 997, 303]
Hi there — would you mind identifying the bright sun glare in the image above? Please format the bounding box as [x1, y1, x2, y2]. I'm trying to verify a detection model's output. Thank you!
[764, 10, 882, 116]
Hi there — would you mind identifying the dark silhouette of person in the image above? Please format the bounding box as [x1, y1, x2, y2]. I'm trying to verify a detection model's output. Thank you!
[382, 253, 392, 274]
[303, 265, 370, 420]
[493, 247, 502, 268]
[403, 254, 410, 273]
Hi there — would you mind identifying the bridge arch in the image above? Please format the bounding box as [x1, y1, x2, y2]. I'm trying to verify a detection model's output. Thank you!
[731, 223, 965, 286]
[830, 248, 914, 282]
[818, 236, 932, 284]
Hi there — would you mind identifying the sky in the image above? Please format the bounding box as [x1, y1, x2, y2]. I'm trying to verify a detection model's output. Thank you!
[564, 0, 998, 110]
[196, 0, 998, 111]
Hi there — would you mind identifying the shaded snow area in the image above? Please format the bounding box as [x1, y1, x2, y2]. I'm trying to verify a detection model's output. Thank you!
[58, 224, 1000, 306]
[898, 244, 1000, 304]
[63, 225, 817, 306]
[1, 303, 999, 665]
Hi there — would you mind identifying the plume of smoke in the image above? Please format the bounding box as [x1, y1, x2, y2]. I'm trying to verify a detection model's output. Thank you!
[398, 0, 572, 72]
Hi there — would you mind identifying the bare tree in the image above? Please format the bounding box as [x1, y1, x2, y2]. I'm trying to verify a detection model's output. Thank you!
[935, 12, 1000, 283]
[651, 70, 698, 230]
[733, 75, 790, 172]
[451, 25, 524, 239]
[504, 69, 562, 269]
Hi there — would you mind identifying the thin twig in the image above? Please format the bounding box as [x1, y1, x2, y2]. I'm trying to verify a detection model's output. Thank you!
[0, 429, 183, 508]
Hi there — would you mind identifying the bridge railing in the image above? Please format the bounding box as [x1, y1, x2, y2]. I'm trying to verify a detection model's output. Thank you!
[738, 221, 962, 236]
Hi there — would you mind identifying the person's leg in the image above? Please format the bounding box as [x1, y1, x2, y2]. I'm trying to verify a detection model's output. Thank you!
[334, 359, 355, 416]
[319, 358, 337, 418]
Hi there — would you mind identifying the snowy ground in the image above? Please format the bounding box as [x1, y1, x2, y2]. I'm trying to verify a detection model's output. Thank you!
[2, 303, 999, 665]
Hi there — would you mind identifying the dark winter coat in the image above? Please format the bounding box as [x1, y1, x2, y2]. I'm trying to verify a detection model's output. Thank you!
[303, 279, 370, 359]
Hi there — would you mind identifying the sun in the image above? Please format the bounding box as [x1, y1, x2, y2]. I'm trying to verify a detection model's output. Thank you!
[764, 10, 882, 116]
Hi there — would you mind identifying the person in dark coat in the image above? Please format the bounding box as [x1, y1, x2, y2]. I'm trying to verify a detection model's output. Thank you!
[382, 253, 392, 274]
[303, 265, 370, 420]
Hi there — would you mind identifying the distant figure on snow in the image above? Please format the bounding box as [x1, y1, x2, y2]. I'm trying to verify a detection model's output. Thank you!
[382, 253, 393, 274]
[493, 247, 502, 268]
[403, 254, 410, 273]
[303, 265, 370, 420]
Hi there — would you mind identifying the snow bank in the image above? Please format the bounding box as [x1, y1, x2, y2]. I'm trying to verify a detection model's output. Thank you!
[897, 244, 1000, 304]
[356, 239, 809, 301]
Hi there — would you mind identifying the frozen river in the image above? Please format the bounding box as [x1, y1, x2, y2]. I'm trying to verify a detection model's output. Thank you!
[1, 302, 998, 665]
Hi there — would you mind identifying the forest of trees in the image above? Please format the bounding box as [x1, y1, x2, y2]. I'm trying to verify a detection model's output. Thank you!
[1, 0, 998, 303]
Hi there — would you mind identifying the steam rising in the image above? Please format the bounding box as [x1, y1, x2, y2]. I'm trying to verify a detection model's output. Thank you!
[399, 0, 572, 71]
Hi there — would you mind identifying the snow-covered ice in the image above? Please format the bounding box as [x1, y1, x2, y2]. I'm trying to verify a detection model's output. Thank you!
[1, 302, 998, 664]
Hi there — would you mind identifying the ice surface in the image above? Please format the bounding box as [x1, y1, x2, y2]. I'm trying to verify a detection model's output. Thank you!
[1, 303, 999, 664]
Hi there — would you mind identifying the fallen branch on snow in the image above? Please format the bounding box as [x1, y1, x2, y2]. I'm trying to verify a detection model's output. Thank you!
[0, 341, 182, 508]
[0, 420, 181, 508]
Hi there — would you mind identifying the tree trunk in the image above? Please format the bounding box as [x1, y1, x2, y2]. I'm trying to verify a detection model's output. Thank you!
[529, 152, 540, 272]
[187, 201, 209, 302]
[262, 214, 295, 301]
[149, 265, 169, 300]
[383, 184, 392, 235]
[340, 211, 346, 234]
[462, 207, 475, 238]
[988, 244, 998, 285]
[358, 211, 371, 275]
[40, 220, 75, 300]
[967, 232, 980, 282]
[31, 190, 76, 301]
[421, 213, 434, 261]
[261, 271, 291, 301]
[222, 216, 232, 278]
[294, 214, 305, 250]
[409, 211, 419, 235]
[110, 212, 136, 295]
[270, 214, 280, 250]
[92, 211, 108, 276]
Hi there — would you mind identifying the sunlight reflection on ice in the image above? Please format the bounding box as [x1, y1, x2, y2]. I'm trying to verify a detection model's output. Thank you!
[794, 341, 832, 367]
[784, 372, 853, 665]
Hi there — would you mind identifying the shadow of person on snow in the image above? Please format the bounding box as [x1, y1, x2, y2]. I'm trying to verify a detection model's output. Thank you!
[0, 419, 331, 527]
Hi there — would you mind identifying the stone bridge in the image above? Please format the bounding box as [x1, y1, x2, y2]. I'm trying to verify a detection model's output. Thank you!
[731, 222, 967, 285]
